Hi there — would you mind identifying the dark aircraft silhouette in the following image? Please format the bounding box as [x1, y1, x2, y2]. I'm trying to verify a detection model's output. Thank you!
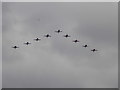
[34, 38, 41, 41]
[44, 34, 51, 38]
[55, 30, 62, 33]
[63, 34, 70, 38]
[73, 40, 79, 43]
[83, 45, 88, 48]
[24, 42, 31, 45]
[12, 46, 19, 49]
[91, 49, 98, 52]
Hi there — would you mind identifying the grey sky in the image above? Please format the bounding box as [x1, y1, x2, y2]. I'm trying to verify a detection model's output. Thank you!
[2, 2, 118, 88]
[0, 1, 2, 89]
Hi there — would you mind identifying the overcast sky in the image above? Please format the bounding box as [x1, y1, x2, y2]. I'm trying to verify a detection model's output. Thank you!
[2, 2, 118, 88]
[0, 2, 2, 89]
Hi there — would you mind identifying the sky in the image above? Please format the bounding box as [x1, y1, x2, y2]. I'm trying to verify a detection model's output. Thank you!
[2, 2, 118, 88]
[0, 1, 2, 89]
[1, 0, 119, 2]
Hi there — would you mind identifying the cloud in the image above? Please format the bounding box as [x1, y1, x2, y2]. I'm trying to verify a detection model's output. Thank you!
[2, 2, 118, 88]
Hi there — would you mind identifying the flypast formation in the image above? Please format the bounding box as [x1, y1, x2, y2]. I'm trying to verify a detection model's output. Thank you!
[12, 29, 98, 52]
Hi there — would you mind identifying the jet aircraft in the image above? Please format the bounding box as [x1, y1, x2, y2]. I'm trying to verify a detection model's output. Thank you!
[55, 30, 62, 33]
[12, 46, 19, 49]
[24, 42, 31, 45]
[73, 40, 79, 43]
[83, 45, 88, 48]
[91, 49, 98, 52]
[34, 38, 41, 41]
[63, 34, 70, 38]
[44, 34, 51, 38]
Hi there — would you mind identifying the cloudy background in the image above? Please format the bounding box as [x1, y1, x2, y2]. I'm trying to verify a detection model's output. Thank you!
[0, 1, 2, 89]
[2, 2, 118, 88]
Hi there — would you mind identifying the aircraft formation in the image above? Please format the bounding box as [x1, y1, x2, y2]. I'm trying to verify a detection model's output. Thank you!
[12, 29, 98, 52]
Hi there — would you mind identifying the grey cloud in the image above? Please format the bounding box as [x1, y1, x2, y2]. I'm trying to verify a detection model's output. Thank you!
[2, 2, 118, 88]
[0, 2, 2, 89]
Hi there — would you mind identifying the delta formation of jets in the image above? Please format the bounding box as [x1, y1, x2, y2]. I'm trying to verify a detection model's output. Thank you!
[12, 29, 98, 52]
